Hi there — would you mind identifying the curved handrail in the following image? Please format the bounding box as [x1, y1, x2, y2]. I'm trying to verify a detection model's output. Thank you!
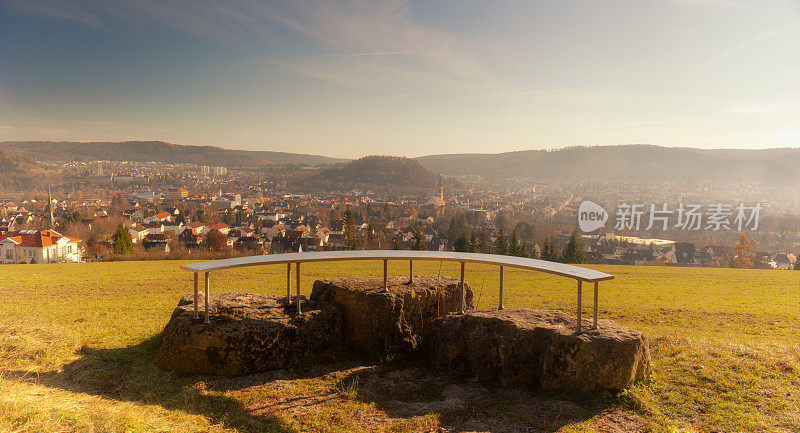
[180, 250, 613, 332]
[180, 250, 613, 282]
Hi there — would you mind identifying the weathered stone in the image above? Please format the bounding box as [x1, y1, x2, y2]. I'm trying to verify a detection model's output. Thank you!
[154, 293, 342, 375]
[310, 276, 473, 359]
[427, 309, 651, 392]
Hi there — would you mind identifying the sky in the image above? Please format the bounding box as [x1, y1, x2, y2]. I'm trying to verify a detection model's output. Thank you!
[0, 0, 798, 158]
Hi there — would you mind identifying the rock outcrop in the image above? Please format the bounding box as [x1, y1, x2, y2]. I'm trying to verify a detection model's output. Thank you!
[427, 309, 651, 392]
[310, 276, 473, 359]
[154, 293, 342, 375]
[155, 280, 652, 394]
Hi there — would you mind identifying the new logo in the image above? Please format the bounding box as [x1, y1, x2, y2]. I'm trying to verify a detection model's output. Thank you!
[578, 201, 608, 233]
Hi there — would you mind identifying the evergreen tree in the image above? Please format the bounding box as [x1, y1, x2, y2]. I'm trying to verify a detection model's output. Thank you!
[223, 211, 234, 226]
[65, 210, 81, 224]
[452, 234, 469, 252]
[113, 224, 134, 255]
[413, 227, 426, 250]
[477, 229, 489, 253]
[468, 231, 478, 253]
[540, 237, 560, 262]
[392, 233, 403, 250]
[525, 241, 538, 259]
[495, 213, 508, 232]
[560, 231, 587, 264]
[795, 253, 800, 270]
[366, 224, 376, 249]
[447, 215, 466, 244]
[509, 230, 524, 257]
[342, 209, 358, 250]
[494, 228, 508, 255]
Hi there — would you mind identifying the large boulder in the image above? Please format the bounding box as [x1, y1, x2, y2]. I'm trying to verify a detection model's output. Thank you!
[310, 276, 473, 359]
[154, 293, 342, 375]
[427, 309, 651, 392]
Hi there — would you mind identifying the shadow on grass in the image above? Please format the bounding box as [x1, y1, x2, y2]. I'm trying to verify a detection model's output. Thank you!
[329, 358, 627, 433]
[4, 335, 296, 433]
[4, 339, 636, 433]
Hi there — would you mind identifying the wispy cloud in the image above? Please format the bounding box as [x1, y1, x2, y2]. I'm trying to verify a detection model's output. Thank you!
[2, 0, 107, 29]
[321, 51, 408, 57]
[493, 88, 704, 105]
[258, 0, 491, 86]
[2, 0, 491, 87]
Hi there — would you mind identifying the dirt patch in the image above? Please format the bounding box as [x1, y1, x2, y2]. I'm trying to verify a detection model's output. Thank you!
[211, 361, 645, 432]
[594, 408, 651, 432]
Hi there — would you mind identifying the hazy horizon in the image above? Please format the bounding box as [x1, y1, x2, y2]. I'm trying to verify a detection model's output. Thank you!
[4, 139, 800, 161]
[1, 1, 799, 158]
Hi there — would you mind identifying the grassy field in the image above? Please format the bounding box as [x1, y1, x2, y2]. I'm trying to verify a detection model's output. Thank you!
[0, 260, 798, 432]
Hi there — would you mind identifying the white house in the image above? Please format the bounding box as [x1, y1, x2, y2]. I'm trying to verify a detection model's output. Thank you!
[0, 230, 82, 264]
[142, 222, 165, 235]
[128, 226, 148, 243]
[207, 223, 230, 235]
[182, 221, 205, 235]
[162, 222, 184, 236]
[257, 212, 288, 222]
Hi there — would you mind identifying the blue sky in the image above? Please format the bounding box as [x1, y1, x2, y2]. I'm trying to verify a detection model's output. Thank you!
[0, 0, 798, 157]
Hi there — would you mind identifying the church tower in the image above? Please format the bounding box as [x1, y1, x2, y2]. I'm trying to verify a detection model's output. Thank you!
[48, 186, 54, 229]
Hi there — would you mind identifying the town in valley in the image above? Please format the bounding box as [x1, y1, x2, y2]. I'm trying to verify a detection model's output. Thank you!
[2, 147, 797, 271]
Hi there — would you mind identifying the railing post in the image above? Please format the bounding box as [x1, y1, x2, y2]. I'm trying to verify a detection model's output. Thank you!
[383, 259, 388, 292]
[193, 272, 199, 319]
[576, 280, 582, 333]
[296, 262, 301, 313]
[459, 261, 465, 314]
[498, 265, 504, 310]
[593, 281, 599, 329]
[286, 262, 291, 304]
[408, 260, 413, 284]
[204, 272, 210, 324]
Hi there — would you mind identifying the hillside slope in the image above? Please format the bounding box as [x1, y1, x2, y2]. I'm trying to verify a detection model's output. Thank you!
[0, 141, 346, 167]
[417, 145, 800, 183]
[302, 155, 441, 194]
[0, 150, 61, 193]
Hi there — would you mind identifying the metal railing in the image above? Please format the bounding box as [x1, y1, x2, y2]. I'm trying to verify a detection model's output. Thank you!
[180, 250, 614, 332]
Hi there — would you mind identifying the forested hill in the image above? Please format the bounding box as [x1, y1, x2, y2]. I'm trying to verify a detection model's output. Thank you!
[0, 150, 61, 193]
[301, 155, 443, 195]
[416, 145, 800, 184]
[0, 141, 345, 166]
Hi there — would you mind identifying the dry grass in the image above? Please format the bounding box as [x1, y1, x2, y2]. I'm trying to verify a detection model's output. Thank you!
[0, 260, 798, 432]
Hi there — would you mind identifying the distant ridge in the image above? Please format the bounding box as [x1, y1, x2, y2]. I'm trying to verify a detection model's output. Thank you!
[416, 145, 800, 184]
[0, 141, 346, 166]
[2, 141, 798, 184]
